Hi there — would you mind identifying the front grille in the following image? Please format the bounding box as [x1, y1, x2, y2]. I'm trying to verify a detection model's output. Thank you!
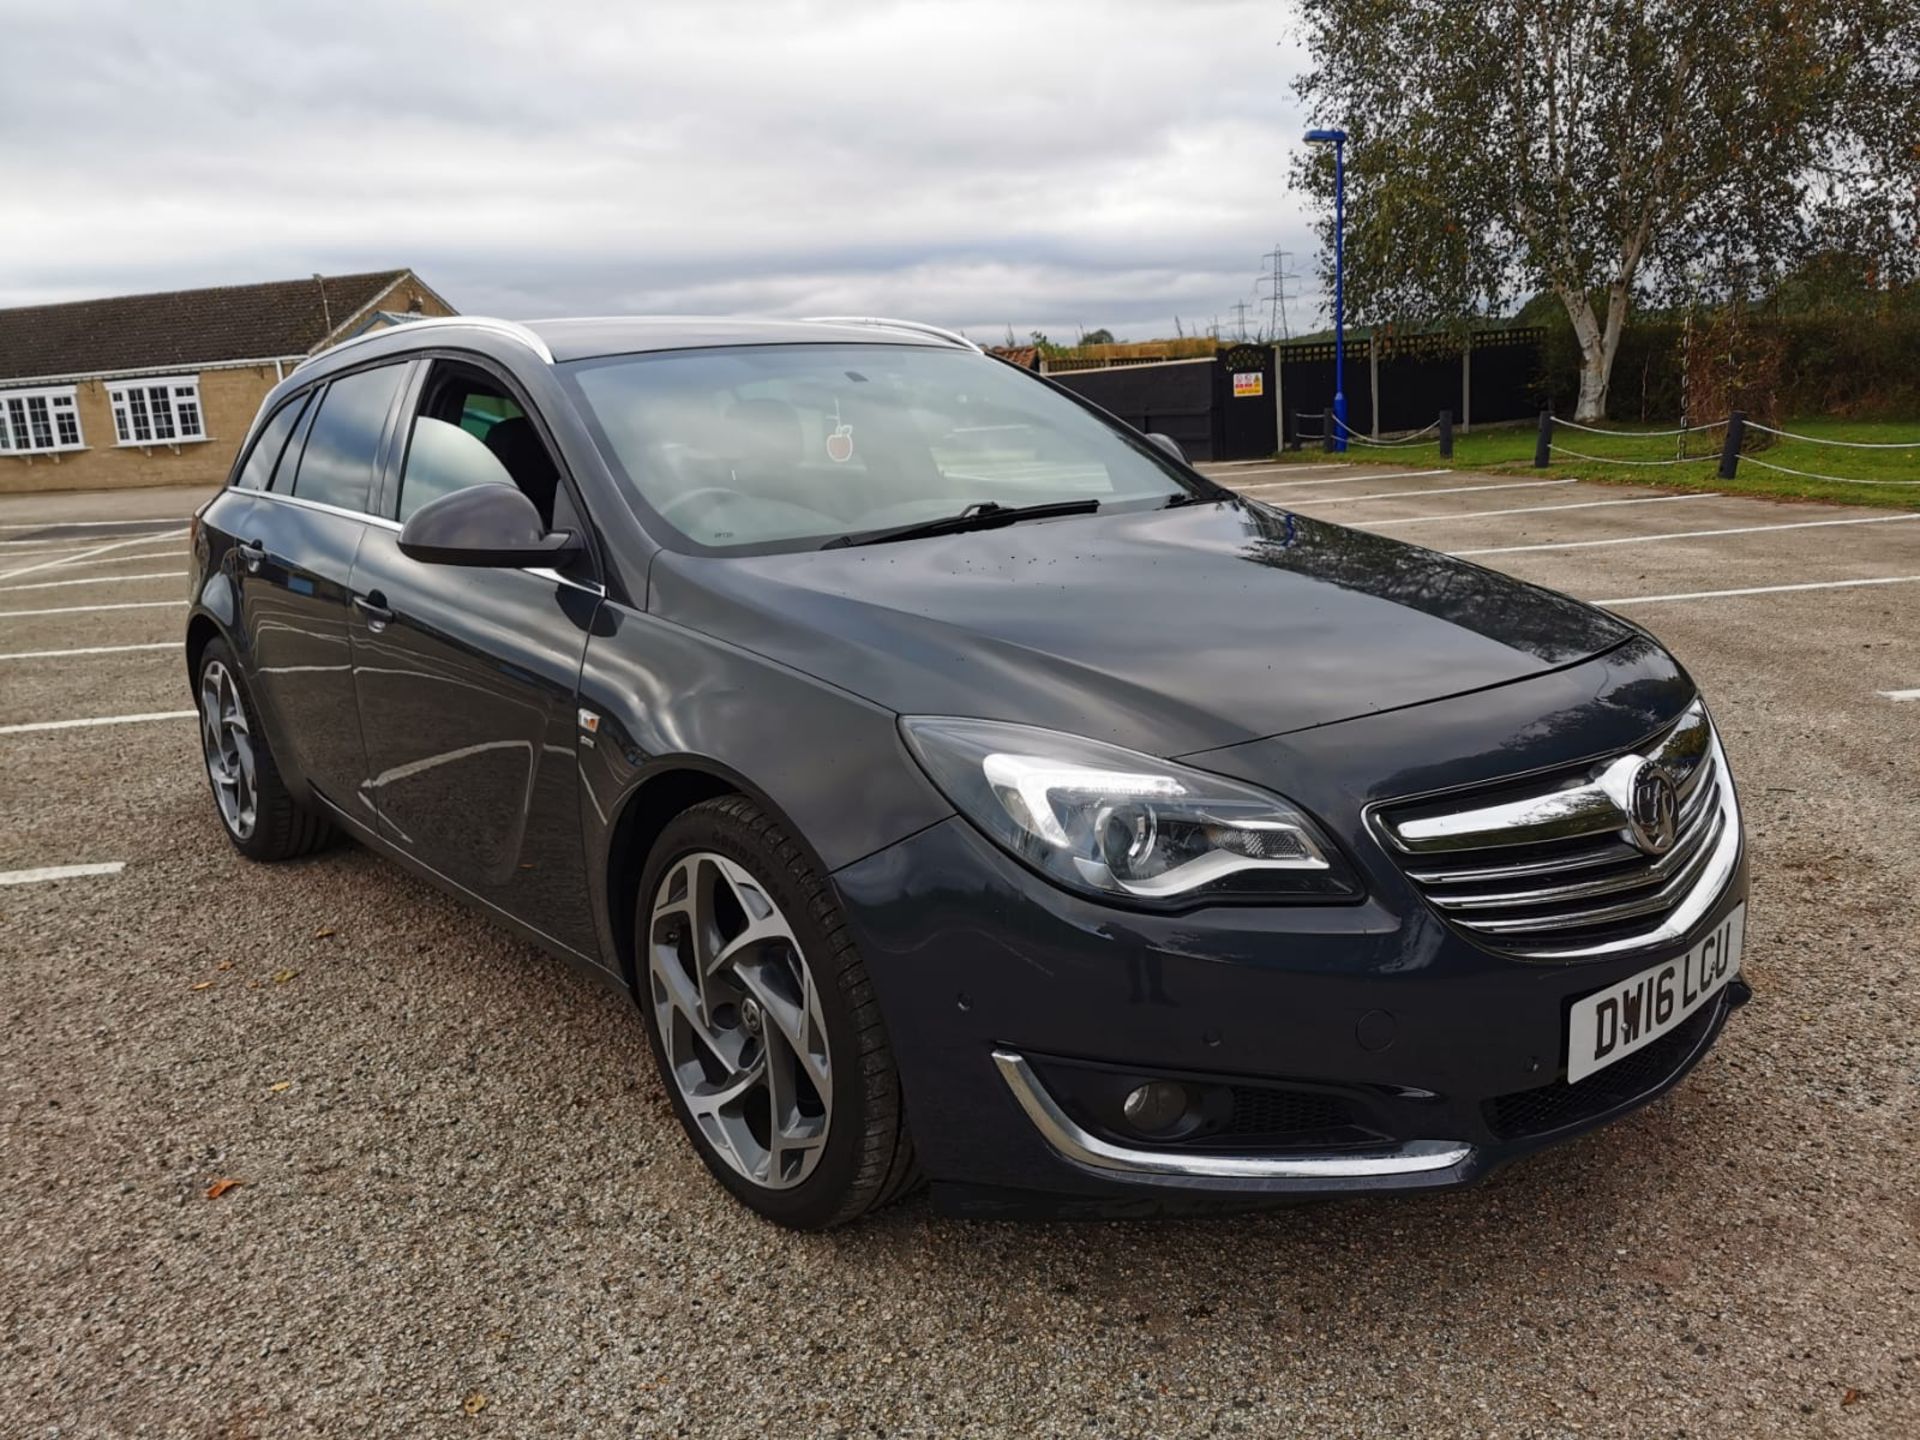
[1373, 702, 1738, 959]
[1484, 998, 1722, 1141]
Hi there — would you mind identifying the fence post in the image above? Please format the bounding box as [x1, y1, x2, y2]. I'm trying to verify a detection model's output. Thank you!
[1534, 410, 1553, 468]
[1718, 410, 1746, 480]
[1321, 411, 1335, 453]
[1438, 409, 1453, 459]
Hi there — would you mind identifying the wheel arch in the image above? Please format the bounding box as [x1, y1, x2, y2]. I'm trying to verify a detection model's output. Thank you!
[602, 757, 840, 996]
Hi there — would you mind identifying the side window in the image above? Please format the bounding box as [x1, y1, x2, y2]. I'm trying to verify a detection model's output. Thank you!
[232, 391, 312, 491]
[396, 362, 560, 525]
[290, 363, 409, 514]
[396, 418, 517, 521]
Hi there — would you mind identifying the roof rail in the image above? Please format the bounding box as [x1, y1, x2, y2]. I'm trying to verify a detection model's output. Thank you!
[296, 315, 554, 370]
[801, 316, 981, 352]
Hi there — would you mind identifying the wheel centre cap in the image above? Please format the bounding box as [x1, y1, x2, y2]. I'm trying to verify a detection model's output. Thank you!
[740, 997, 764, 1035]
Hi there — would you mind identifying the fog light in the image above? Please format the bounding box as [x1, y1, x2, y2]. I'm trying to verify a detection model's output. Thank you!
[1121, 1081, 1190, 1135]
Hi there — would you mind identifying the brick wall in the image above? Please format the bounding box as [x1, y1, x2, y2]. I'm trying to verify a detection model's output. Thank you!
[0, 289, 458, 497]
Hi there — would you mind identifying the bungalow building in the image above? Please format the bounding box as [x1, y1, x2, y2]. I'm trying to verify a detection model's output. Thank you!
[0, 269, 455, 494]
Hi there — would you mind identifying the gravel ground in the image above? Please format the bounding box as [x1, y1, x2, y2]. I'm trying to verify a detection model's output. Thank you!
[1, 473, 1916, 1438]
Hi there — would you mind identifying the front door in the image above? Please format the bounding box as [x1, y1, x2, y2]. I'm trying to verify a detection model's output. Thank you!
[347, 358, 601, 957]
[235, 362, 411, 817]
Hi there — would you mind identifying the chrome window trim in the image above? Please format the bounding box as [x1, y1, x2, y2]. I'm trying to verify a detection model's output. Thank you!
[250, 487, 401, 531]
[991, 1050, 1474, 1181]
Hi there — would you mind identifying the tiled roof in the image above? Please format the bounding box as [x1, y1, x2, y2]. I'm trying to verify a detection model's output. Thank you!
[0, 270, 426, 383]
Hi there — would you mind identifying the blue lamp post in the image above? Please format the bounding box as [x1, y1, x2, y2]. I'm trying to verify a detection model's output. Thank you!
[1305, 127, 1348, 453]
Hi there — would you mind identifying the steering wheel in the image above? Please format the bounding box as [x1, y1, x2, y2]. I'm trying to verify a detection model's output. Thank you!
[657, 486, 750, 526]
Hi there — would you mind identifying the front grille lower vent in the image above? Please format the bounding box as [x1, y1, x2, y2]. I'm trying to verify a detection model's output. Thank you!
[1373, 702, 1739, 960]
[1484, 998, 1723, 1140]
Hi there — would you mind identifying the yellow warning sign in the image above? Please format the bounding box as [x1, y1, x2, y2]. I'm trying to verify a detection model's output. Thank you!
[1232, 372, 1264, 398]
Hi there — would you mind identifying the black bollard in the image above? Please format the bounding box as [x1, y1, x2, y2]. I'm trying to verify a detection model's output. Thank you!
[1438, 409, 1453, 459]
[1718, 410, 1746, 480]
[1534, 410, 1553, 468]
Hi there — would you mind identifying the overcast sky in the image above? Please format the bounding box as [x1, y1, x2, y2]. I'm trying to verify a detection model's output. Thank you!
[0, 1, 1328, 342]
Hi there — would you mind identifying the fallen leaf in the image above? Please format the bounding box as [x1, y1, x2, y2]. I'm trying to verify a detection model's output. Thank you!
[313, 926, 335, 939]
[191, 981, 215, 992]
[462, 1392, 488, 1415]
[1843, 1388, 1864, 1407]
[206, 1178, 243, 1200]
[268, 1081, 293, 1093]
[272, 969, 298, 984]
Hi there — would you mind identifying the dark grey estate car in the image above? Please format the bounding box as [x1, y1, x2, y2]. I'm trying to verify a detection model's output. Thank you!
[185, 314, 1749, 1227]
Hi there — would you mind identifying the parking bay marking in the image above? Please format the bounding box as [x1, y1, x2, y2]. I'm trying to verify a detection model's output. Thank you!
[1454, 512, 1920, 556]
[0, 709, 196, 736]
[0, 641, 177, 662]
[0, 571, 182, 593]
[1357, 492, 1723, 528]
[0, 517, 184, 531]
[0, 599, 185, 620]
[1256, 478, 1577, 506]
[0, 529, 188, 583]
[1595, 575, 1920, 607]
[0, 861, 127, 887]
[1881, 689, 1920, 702]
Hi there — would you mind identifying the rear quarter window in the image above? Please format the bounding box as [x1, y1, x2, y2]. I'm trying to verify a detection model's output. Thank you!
[232, 391, 312, 491]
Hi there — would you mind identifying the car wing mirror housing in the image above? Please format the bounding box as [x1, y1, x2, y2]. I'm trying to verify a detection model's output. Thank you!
[1146, 432, 1186, 464]
[397, 485, 581, 567]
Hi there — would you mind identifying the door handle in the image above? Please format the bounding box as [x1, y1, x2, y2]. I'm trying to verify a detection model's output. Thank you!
[354, 592, 395, 631]
[236, 540, 266, 574]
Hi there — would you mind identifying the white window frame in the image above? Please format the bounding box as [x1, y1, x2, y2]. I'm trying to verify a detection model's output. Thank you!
[0, 385, 86, 456]
[107, 376, 209, 448]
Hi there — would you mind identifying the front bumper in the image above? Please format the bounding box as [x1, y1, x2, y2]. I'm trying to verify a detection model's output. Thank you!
[832, 814, 1750, 1218]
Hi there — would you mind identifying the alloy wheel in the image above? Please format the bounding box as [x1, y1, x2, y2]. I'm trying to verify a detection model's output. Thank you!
[199, 659, 258, 841]
[648, 851, 833, 1190]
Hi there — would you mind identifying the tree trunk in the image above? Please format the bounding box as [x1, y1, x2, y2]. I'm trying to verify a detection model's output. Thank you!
[1557, 282, 1629, 422]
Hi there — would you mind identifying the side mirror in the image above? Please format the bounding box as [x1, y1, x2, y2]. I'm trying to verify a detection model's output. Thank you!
[1146, 432, 1186, 464]
[397, 484, 580, 567]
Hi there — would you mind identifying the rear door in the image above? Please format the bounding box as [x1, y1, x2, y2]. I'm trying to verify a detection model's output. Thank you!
[231, 361, 412, 819]
[346, 356, 602, 956]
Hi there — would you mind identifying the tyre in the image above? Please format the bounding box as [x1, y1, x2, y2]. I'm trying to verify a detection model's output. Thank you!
[194, 636, 336, 862]
[636, 795, 921, 1228]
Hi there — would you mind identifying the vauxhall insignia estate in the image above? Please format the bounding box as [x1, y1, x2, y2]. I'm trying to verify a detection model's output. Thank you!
[185, 315, 1750, 1227]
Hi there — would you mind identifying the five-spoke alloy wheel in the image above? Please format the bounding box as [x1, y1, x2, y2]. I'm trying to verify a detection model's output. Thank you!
[648, 850, 834, 1190]
[199, 658, 258, 842]
[636, 796, 919, 1228]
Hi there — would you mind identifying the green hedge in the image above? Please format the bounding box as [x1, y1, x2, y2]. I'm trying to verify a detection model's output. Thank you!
[1534, 311, 1920, 421]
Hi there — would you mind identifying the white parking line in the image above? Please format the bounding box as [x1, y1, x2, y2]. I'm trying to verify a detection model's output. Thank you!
[0, 517, 185, 531]
[1267, 479, 1577, 506]
[1596, 575, 1920, 607]
[0, 529, 187, 582]
[1881, 689, 1920, 702]
[0, 709, 196, 736]
[1364, 493, 1722, 528]
[0, 599, 184, 619]
[44, 549, 186, 570]
[1455, 512, 1920, 556]
[0, 861, 127, 886]
[1230, 468, 1451, 492]
[1203, 462, 1357, 476]
[0, 571, 181, 593]
[0, 642, 176, 662]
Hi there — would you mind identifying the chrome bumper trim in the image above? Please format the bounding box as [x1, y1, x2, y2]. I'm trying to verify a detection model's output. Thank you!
[991, 1050, 1475, 1182]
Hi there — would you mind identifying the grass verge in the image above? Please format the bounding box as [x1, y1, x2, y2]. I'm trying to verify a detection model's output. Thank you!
[1272, 417, 1920, 510]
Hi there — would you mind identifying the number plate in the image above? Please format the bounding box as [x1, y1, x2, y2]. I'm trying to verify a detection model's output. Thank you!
[1566, 906, 1744, 1083]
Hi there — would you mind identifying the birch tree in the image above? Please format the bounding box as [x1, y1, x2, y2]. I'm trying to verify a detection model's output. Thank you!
[1288, 0, 1907, 420]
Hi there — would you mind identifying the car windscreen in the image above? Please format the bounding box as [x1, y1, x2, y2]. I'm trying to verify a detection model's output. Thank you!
[559, 344, 1201, 554]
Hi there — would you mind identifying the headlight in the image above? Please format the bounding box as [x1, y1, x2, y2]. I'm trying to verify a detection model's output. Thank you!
[901, 717, 1361, 906]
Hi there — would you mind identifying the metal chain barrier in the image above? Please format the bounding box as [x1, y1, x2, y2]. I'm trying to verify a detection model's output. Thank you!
[1554, 416, 1726, 437]
[1331, 414, 1443, 447]
[1739, 453, 1920, 486]
[1547, 444, 1699, 466]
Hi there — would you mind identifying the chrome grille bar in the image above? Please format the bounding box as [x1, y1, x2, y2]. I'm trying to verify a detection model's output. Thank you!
[1372, 701, 1742, 960]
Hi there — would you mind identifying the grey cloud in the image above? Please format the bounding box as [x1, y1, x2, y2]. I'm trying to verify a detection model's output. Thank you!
[0, 0, 1329, 340]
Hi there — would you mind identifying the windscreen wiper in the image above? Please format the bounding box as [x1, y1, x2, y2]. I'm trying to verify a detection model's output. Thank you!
[821, 498, 1100, 549]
